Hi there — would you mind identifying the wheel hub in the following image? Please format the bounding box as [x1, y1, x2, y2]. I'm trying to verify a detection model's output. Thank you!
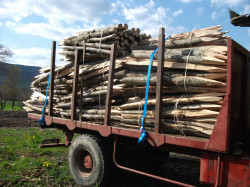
[84, 155, 92, 169]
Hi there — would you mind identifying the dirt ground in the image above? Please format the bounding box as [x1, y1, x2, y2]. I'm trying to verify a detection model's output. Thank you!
[0, 111, 38, 128]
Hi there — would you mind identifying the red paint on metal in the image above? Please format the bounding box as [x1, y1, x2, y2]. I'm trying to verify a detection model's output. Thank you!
[200, 153, 250, 186]
[206, 94, 229, 152]
[215, 154, 221, 187]
[98, 126, 111, 137]
[84, 155, 92, 169]
[164, 135, 208, 150]
[148, 133, 165, 147]
[205, 40, 233, 152]
[44, 116, 53, 126]
[29, 113, 209, 149]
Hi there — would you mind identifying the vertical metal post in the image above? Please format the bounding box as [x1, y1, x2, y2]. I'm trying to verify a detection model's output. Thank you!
[104, 44, 117, 126]
[48, 41, 56, 116]
[79, 45, 86, 123]
[154, 27, 165, 133]
[215, 154, 221, 187]
[71, 49, 80, 121]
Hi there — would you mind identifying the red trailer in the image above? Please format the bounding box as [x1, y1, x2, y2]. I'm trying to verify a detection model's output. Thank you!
[28, 27, 250, 187]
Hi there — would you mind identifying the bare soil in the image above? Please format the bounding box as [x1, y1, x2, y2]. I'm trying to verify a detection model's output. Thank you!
[0, 111, 38, 128]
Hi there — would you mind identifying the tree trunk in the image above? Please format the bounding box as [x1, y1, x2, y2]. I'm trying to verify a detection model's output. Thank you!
[12, 100, 15, 109]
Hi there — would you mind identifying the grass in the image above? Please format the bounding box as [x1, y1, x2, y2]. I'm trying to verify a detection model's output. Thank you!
[0, 127, 74, 186]
[0, 127, 200, 186]
[2, 101, 24, 111]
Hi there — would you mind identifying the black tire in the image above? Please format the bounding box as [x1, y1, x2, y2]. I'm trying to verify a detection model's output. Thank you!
[68, 134, 111, 186]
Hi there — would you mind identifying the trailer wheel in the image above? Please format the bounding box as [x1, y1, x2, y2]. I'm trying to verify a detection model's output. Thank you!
[68, 134, 111, 186]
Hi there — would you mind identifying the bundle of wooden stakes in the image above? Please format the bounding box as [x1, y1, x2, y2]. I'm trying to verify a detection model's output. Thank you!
[59, 24, 150, 63]
[24, 25, 229, 139]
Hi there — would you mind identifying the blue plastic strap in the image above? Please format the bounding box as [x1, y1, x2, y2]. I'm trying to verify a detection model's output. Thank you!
[138, 35, 171, 144]
[39, 73, 50, 125]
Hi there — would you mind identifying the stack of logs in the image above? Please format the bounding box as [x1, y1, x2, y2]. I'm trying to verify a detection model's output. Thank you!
[59, 24, 151, 63]
[24, 25, 229, 139]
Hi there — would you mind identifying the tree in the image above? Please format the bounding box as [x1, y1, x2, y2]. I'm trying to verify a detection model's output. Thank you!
[19, 87, 33, 107]
[0, 44, 14, 110]
[1, 66, 21, 108]
[0, 44, 13, 63]
[0, 88, 6, 110]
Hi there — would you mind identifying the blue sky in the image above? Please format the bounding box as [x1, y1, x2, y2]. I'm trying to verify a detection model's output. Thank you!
[0, 0, 249, 67]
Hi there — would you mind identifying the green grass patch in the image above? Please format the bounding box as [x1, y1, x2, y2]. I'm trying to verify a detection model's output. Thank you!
[0, 128, 74, 186]
[2, 101, 24, 111]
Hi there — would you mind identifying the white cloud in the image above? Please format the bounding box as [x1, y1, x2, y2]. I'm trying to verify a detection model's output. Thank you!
[0, 22, 2, 27]
[177, 0, 202, 3]
[211, 0, 246, 7]
[10, 47, 65, 67]
[120, 0, 184, 36]
[172, 9, 184, 17]
[165, 26, 186, 36]
[0, 0, 116, 41]
[0, 0, 115, 24]
[242, 4, 250, 14]
[211, 9, 226, 19]
[211, 11, 217, 19]
[112, 19, 120, 24]
[196, 7, 205, 16]
[6, 20, 81, 41]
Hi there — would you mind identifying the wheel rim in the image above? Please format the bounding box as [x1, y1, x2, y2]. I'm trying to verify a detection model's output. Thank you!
[75, 148, 94, 178]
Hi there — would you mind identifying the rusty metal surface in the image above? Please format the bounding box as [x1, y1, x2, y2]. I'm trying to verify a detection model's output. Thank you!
[104, 44, 117, 126]
[206, 39, 250, 153]
[200, 152, 250, 186]
[65, 130, 74, 147]
[48, 41, 56, 117]
[71, 49, 80, 121]
[113, 136, 195, 187]
[39, 143, 66, 148]
[154, 27, 165, 133]
[28, 113, 209, 150]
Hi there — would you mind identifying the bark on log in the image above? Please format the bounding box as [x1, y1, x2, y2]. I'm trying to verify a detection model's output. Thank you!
[125, 57, 227, 72]
[119, 94, 223, 110]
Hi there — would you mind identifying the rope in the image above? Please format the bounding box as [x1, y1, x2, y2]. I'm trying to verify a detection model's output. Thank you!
[39, 73, 50, 125]
[99, 30, 104, 57]
[138, 35, 171, 144]
[173, 26, 197, 135]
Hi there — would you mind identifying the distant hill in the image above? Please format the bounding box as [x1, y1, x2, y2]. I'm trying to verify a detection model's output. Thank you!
[0, 62, 40, 88]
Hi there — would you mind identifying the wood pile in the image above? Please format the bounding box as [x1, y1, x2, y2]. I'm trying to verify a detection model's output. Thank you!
[24, 25, 229, 139]
[59, 24, 151, 63]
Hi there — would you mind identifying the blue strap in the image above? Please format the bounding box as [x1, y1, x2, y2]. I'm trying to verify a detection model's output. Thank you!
[138, 35, 171, 144]
[39, 73, 50, 125]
